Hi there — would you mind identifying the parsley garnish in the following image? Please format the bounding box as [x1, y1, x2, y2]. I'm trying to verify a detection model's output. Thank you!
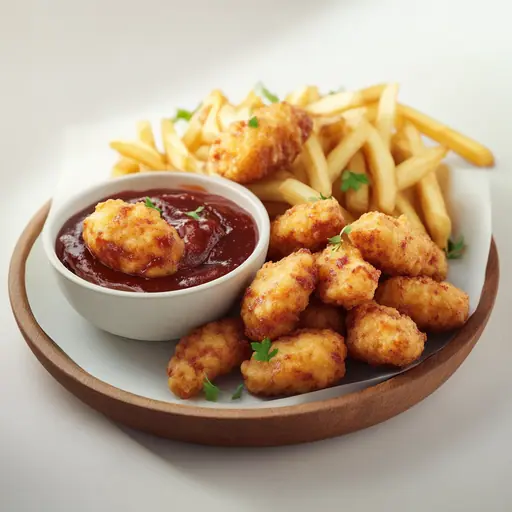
[328, 86, 346, 95]
[445, 235, 466, 259]
[251, 337, 278, 362]
[172, 104, 200, 123]
[231, 384, 244, 400]
[248, 116, 259, 128]
[203, 376, 220, 402]
[328, 224, 352, 251]
[144, 197, 162, 215]
[185, 205, 205, 221]
[341, 170, 370, 192]
[256, 82, 279, 103]
[309, 193, 333, 202]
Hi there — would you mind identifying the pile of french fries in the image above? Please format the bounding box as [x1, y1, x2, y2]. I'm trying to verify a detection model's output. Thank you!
[109, 83, 494, 250]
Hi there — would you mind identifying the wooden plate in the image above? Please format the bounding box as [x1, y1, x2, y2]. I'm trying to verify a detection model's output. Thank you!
[9, 202, 500, 447]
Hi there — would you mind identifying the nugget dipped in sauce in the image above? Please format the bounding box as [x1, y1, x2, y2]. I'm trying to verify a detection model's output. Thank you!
[167, 318, 251, 399]
[316, 240, 381, 309]
[346, 301, 426, 367]
[82, 198, 184, 278]
[375, 276, 470, 332]
[241, 249, 317, 341]
[269, 197, 346, 258]
[241, 328, 347, 397]
[208, 102, 313, 184]
[348, 212, 448, 281]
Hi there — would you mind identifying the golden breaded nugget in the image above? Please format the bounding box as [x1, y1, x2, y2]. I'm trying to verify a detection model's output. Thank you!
[269, 197, 346, 258]
[241, 249, 317, 341]
[316, 242, 381, 309]
[299, 300, 345, 333]
[208, 102, 313, 184]
[375, 276, 469, 332]
[83, 199, 184, 278]
[241, 328, 347, 396]
[167, 318, 250, 399]
[346, 301, 426, 367]
[349, 211, 447, 281]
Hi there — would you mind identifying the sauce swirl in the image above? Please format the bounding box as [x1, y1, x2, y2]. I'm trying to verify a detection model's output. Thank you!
[56, 188, 258, 292]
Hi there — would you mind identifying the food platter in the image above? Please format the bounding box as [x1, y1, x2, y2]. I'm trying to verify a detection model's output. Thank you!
[9, 81, 500, 446]
[9, 202, 499, 446]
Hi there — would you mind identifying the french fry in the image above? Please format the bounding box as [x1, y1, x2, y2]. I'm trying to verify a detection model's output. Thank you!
[291, 155, 309, 184]
[396, 146, 448, 190]
[202, 91, 226, 144]
[375, 83, 398, 148]
[390, 132, 411, 163]
[109, 140, 166, 170]
[345, 151, 370, 215]
[395, 192, 427, 234]
[400, 121, 424, 154]
[302, 134, 332, 197]
[436, 163, 451, 202]
[194, 145, 211, 161]
[247, 178, 288, 203]
[238, 90, 265, 111]
[161, 119, 205, 173]
[327, 118, 372, 182]
[263, 201, 290, 219]
[397, 104, 495, 167]
[363, 123, 397, 214]
[182, 104, 210, 151]
[136, 121, 157, 151]
[319, 119, 345, 154]
[341, 103, 378, 124]
[285, 86, 320, 107]
[306, 84, 387, 116]
[111, 157, 140, 177]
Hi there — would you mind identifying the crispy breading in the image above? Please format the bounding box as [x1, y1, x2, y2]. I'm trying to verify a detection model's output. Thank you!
[208, 102, 313, 184]
[298, 299, 345, 333]
[375, 276, 469, 332]
[83, 199, 184, 278]
[316, 241, 381, 309]
[348, 211, 447, 281]
[241, 328, 347, 396]
[346, 301, 426, 367]
[167, 318, 250, 399]
[241, 249, 317, 341]
[269, 197, 346, 258]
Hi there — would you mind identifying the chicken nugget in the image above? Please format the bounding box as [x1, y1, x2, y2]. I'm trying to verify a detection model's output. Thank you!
[375, 276, 469, 332]
[241, 328, 347, 396]
[346, 301, 426, 367]
[348, 211, 447, 281]
[208, 102, 313, 184]
[167, 318, 250, 399]
[269, 197, 346, 258]
[83, 199, 184, 278]
[299, 299, 345, 333]
[241, 249, 317, 341]
[316, 241, 381, 309]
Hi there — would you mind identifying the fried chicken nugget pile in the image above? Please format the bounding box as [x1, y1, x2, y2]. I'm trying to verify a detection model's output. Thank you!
[299, 299, 345, 333]
[83, 199, 184, 278]
[167, 318, 250, 399]
[349, 212, 448, 281]
[346, 301, 426, 367]
[375, 276, 470, 332]
[241, 249, 318, 341]
[241, 329, 347, 397]
[316, 241, 381, 309]
[208, 102, 313, 184]
[269, 197, 346, 258]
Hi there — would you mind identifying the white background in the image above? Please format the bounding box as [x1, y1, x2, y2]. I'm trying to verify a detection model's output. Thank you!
[1, 0, 511, 510]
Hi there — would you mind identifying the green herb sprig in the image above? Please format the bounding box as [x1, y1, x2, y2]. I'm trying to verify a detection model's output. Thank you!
[251, 337, 278, 362]
[231, 384, 244, 400]
[172, 103, 200, 123]
[308, 193, 333, 202]
[341, 170, 370, 192]
[203, 376, 220, 402]
[185, 206, 205, 221]
[328, 224, 352, 252]
[445, 235, 466, 260]
[144, 197, 162, 215]
[256, 82, 279, 103]
[248, 116, 259, 128]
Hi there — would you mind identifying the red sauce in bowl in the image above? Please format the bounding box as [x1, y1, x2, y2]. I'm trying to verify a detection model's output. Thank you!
[55, 188, 258, 293]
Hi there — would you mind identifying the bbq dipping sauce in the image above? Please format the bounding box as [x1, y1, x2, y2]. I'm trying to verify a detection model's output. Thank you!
[56, 188, 258, 293]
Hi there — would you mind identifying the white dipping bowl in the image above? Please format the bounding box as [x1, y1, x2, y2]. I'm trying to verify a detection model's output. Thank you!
[42, 172, 270, 341]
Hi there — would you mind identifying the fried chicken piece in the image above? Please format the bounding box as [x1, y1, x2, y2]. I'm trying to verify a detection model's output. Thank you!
[167, 318, 250, 399]
[241, 328, 347, 396]
[346, 301, 426, 367]
[208, 102, 313, 184]
[348, 212, 447, 281]
[83, 199, 184, 278]
[375, 276, 469, 332]
[316, 241, 381, 309]
[269, 197, 346, 258]
[241, 249, 317, 341]
[299, 300, 345, 333]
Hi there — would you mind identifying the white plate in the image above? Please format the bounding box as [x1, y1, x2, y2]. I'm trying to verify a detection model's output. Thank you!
[26, 155, 491, 408]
